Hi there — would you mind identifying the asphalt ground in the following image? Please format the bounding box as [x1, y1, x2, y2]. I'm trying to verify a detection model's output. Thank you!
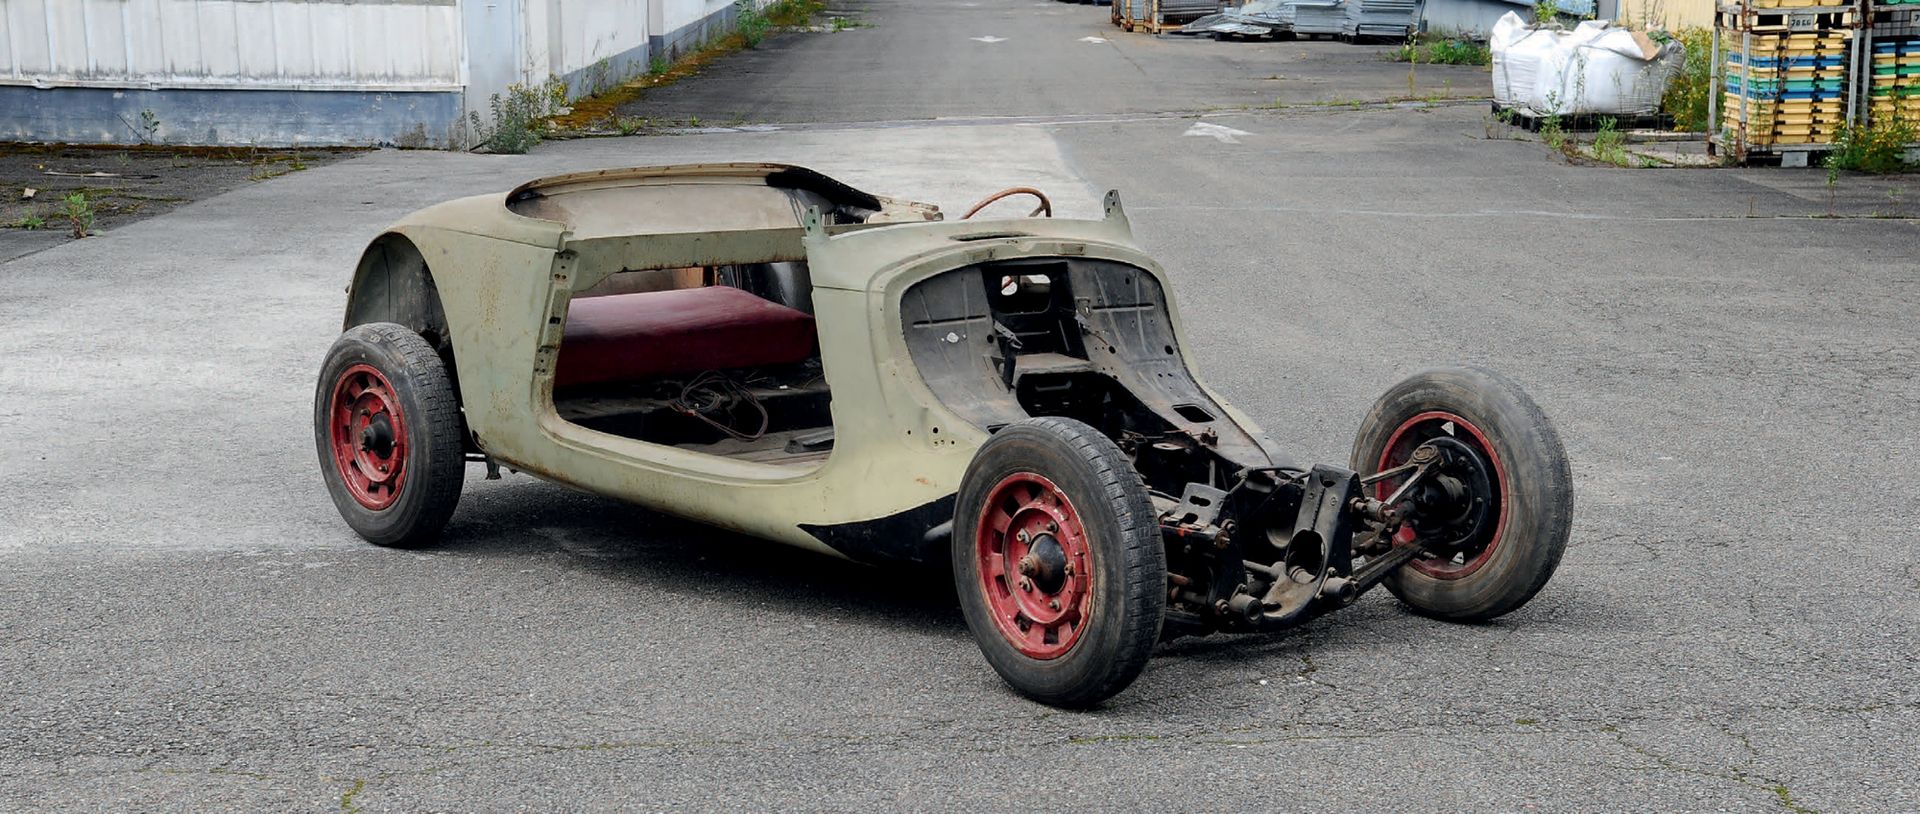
[616, 0, 1489, 125]
[4, 0, 1918, 811]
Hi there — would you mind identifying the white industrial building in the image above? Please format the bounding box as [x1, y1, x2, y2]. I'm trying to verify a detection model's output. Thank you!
[0, 0, 760, 147]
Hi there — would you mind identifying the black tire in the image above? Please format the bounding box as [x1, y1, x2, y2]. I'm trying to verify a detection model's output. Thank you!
[1349, 365, 1572, 622]
[953, 417, 1166, 708]
[314, 323, 466, 547]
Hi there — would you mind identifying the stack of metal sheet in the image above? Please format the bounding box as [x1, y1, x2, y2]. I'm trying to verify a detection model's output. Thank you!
[1291, 0, 1346, 36]
[1270, 0, 1298, 29]
[1170, 0, 1290, 37]
[1157, 0, 1225, 25]
[1341, 0, 1416, 39]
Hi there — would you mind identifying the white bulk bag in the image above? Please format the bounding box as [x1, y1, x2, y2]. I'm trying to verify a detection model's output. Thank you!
[1490, 12, 1565, 110]
[1533, 20, 1684, 116]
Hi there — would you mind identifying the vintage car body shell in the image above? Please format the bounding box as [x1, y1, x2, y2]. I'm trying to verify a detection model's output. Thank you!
[344, 164, 1277, 561]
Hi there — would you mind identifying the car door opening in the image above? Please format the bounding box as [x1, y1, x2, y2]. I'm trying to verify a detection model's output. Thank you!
[550, 262, 835, 467]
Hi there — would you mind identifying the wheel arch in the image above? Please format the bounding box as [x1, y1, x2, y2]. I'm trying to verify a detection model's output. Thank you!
[343, 231, 469, 446]
[345, 231, 451, 346]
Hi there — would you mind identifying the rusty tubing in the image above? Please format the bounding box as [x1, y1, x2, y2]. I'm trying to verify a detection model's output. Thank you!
[961, 187, 1054, 219]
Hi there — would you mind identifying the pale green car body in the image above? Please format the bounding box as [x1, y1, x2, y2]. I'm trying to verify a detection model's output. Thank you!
[341, 164, 1269, 560]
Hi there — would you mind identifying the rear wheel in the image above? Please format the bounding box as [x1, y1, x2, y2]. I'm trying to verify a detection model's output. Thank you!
[953, 418, 1166, 708]
[1350, 366, 1572, 621]
[314, 323, 466, 547]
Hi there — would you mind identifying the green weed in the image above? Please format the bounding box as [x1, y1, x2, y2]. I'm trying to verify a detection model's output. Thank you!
[1541, 113, 1568, 154]
[1825, 116, 1919, 174]
[1591, 116, 1629, 165]
[1656, 28, 1712, 132]
[736, 0, 772, 47]
[468, 78, 569, 153]
[1392, 35, 1491, 66]
[60, 192, 95, 239]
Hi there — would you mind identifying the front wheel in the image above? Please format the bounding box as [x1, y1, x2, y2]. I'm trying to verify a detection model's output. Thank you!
[1350, 365, 1572, 622]
[314, 323, 466, 547]
[953, 418, 1166, 708]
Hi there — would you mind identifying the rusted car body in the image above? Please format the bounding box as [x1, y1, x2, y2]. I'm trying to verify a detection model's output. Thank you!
[317, 164, 1572, 707]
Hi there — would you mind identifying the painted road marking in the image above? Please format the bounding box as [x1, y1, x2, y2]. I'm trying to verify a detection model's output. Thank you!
[972, 35, 1009, 43]
[1183, 122, 1255, 144]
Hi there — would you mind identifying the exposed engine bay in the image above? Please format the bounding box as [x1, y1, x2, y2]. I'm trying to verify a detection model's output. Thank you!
[903, 259, 1494, 639]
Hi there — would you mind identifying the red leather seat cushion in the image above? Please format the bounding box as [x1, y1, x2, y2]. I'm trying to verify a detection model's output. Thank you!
[555, 286, 818, 387]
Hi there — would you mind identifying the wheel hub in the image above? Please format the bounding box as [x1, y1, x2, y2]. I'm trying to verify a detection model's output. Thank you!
[974, 473, 1092, 659]
[1376, 411, 1508, 580]
[1019, 533, 1070, 593]
[1409, 437, 1495, 549]
[327, 363, 409, 511]
[360, 415, 396, 457]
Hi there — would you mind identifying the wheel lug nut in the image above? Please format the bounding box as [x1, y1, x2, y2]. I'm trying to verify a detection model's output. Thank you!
[1016, 530, 1029, 543]
[1048, 599, 1061, 610]
[1017, 554, 1040, 577]
[1019, 578, 1033, 592]
[1047, 521, 1058, 532]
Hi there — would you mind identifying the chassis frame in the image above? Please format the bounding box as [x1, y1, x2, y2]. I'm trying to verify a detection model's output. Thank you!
[321, 164, 1569, 703]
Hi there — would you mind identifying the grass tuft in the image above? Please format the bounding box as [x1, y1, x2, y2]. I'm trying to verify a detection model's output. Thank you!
[1390, 35, 1491, 65]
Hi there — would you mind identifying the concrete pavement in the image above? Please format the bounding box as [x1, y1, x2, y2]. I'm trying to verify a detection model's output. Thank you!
[3, 0, 1918, 810]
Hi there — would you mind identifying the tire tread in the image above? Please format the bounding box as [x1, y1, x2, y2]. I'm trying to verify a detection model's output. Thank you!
[953, 417, 1165, 707]
[314, 323, 465, 547]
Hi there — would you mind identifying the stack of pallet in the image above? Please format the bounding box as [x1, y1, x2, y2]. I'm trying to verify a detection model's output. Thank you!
[1723, 32, 1853, 146]
[1113, 0, 1224, 33]
[1866, 0, 1920, 126]
[1716, 0, 1861, 156]
[1868, 36, 1920, 121]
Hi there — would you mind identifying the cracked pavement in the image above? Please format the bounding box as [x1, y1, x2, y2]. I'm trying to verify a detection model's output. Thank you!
[3, 0, 1917, 810]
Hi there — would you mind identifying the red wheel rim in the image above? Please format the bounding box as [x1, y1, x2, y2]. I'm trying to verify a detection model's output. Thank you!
[973, 473, 1094, 659]
[327, 364, 409, 511]
[1375, 411, 1508, 580]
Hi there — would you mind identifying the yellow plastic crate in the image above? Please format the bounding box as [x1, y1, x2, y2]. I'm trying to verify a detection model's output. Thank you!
[1742, 110, 1849, 126]
[1746, 132, 1838, 145]
[1721, 94, 1846, 113]
[1743, 33, 1854, 50]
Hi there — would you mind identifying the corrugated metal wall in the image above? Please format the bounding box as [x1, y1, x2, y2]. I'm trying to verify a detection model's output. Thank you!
[1616, 0, 1710, 29]
[555, 0, 650, 74]
[0, 0, 463, 90]
[0, 0, 764, 145]
[524, 0, 651, 98]
[657, 0, 739, 57]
